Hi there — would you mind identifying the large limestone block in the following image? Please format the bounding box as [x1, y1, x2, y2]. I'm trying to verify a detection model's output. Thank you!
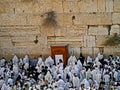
[54, 26, 67, 36]
[114, 0, 120, 12]
[88, 26, 108, 35]
[96, 35, 108, 47]
[78, 0, 97, 12]
[66, 25, 87, 37]
[63, 1, 79, 13]
[105, 0, 113, 12]
[97, 0, 105, 12]
[0, 14, 27, 25]
[110, 25, 120, 35]
[0, 3, 18, 14]
[41, 27, 55, 36]
[83, 36, 95, 47]
[52, 2, 63, 13]
[112, 13, 120, 24]
[2, 26, 40, 36]
[0, 37, 13, 48]
[47, 36, 83, 42]
[74, 13, 112, 25]
[82, 47, 94, 57]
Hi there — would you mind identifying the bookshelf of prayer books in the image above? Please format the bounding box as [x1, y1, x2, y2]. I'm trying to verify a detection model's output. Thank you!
[51, 44, 69, 66]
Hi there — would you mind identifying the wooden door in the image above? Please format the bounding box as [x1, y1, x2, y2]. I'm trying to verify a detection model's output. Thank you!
[51, 45, 68, 66]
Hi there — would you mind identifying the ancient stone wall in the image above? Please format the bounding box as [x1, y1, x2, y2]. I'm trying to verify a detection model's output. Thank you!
[0, 0, 120, 59]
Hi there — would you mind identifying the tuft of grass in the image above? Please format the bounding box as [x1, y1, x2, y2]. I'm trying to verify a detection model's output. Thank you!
[103, 34, 120, 46]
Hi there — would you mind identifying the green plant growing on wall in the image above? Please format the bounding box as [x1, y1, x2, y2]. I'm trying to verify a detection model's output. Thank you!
[103, 33, 120, 46]
[42, 11, 57, 28]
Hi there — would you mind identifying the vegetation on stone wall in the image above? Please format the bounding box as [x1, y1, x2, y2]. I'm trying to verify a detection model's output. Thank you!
[42, 11, 57, 28]
[103, 33, 120, 46]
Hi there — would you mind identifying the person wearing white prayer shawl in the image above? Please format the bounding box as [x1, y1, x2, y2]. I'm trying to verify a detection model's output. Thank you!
[103, 72, 110, 85]
[86, 68, 92, 80]
[80, 79, 90, 89]
[19, 58, 23, 69]
[45, 56, 54, 67]
[81, 67, 86, 80]
[68, 56, 73, 66]
[0, 57, 6, 67]
[87, 56, 92, 64]
[7, 76, 13, 87]
[72, 73, 80, 89]
[68, 71, 74, 82]
[13, 64, 19, 81]
[92, 80, 99, 90]
[114, 69, 118, 81]
[77, 60, 82, 71]
[45, 71, 53, 84]
[1, 82, 7, 90]
[24, 62, 29, 71]
[97, 52, 103, 60]
[12, 55, 19, 65]
[57, 76, 65, 90]
[95, 72, 102, 84]
[7, 84, 12, 90]
[0, 77, 4, 89]
[37, 55, 43, 66]
[23, 55, 29, 65]
[51, 66, 57, 80]
[35, 64, 41, 73]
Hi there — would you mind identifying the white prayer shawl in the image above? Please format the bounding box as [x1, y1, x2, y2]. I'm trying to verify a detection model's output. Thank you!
[13, 64, 19, 74]
[7, 78, 13, 86]
[68, 56, 73, 66]
[1, 83, 7, 90]
[72, 56, 77, 64]
[86, 69, 92, 80]
[12, 55, 19, 65]
[68, 72, 74, 82]
[95, 73, 102, 84]
[23, 55, 29, 64]
[80, 79, 90, 89]
[57, 79, 65, 88]
[97, 53, 103, 60]
[0, 58, 5, 67]
[114, 71, 118, 81]
[0, 79, 4, 89]
[35, 64, 41, 73]
[6, 85, 12, 90]
[24, 63, 29, 70]
[45, 71, 52, 83]
[81, 69, 86, 80]
[87, 56, 92, 63]
[19, 58, 23, 66]
[45, 56, 54, 67]
[72, 76, 80, 88]
[37, 57, 43, 65]
[103, 74, 110, 83]
[77, 60, 82, 71]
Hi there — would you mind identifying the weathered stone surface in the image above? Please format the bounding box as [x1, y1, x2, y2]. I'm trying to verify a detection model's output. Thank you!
[110, 25, 120, 35]
[114, 0, 120, 12]
[105, 0, 113, 12]
[74, 13, 112, 25]
[88, 26, 108, 35]
[112, 13, 120, 24]
[96, 35, 108, 47]
[97, 0, 105, 12]
[78, 0, 97, 12]
[83, 36, 95, 47]
[63, 1, 79, 13]
[52, 2, 63, 13]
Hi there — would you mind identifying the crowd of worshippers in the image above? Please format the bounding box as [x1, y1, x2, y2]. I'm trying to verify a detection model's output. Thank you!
[0, 53, 120, 90]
